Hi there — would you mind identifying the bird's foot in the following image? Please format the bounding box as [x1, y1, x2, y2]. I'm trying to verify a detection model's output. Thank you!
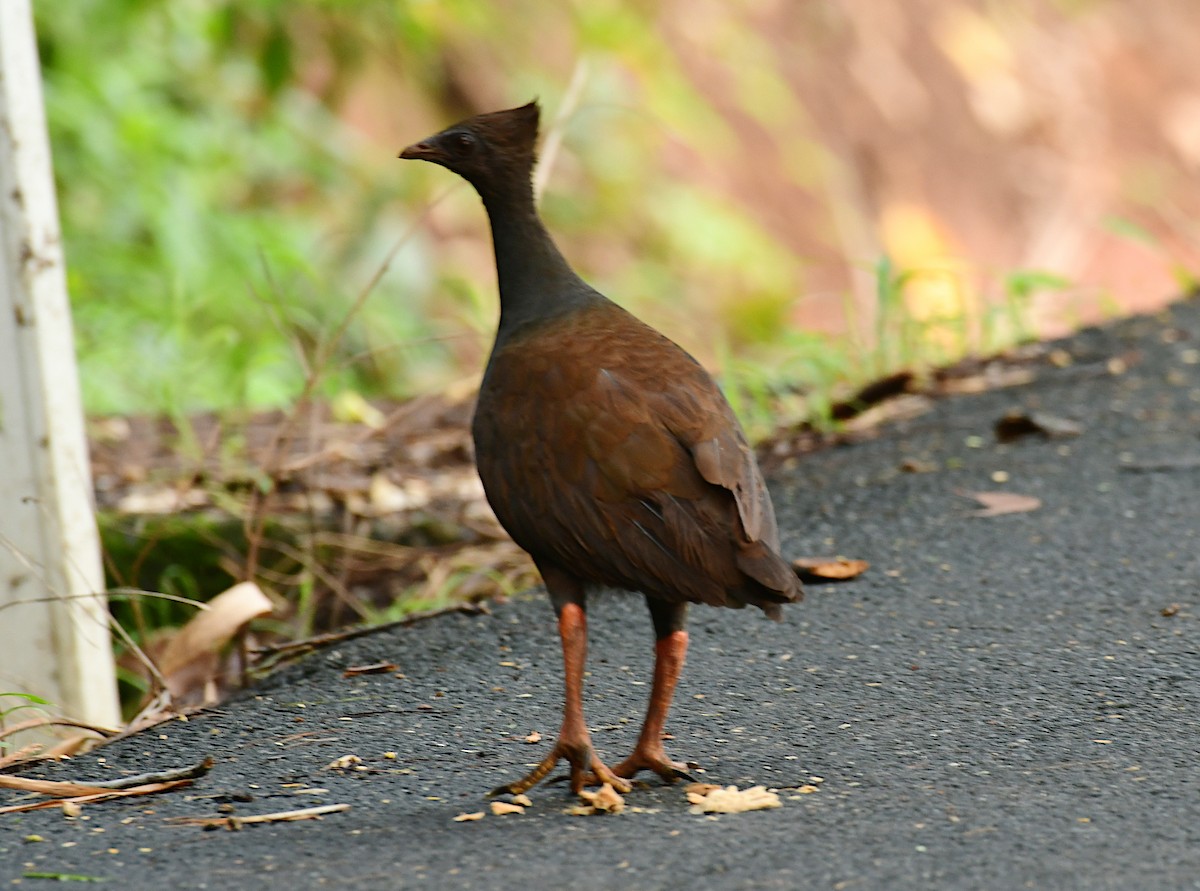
[610, 743, 698, 785]
[579, 742, 697, 787]
[490, 738, 632, 797]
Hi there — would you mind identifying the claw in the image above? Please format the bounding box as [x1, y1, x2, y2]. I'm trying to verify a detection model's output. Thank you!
[490, 740, 630, 797]
[610, 746, 697, 785]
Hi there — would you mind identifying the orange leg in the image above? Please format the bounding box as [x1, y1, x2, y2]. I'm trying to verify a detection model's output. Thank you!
[491, 599, 630, 796]
[611, 628, 693, 782]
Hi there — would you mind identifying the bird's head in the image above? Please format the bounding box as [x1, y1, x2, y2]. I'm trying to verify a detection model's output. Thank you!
[399, 101, 541, 191]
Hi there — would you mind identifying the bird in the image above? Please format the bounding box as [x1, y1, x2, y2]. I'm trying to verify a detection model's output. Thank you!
[400, 101, 802, 796]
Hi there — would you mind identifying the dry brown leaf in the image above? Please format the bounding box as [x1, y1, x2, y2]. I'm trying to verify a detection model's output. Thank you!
[454, 811, 485, 822]
[791, 557, 870, 581]
[683, 783, 722, 796]
[158, 582, 274, 706]
[959, 490, 1042, 517]
[490, 801, 525, 816]
[686, 784, 781, 815]
[523, 731, 541, 744]
[512, 794, 533, 807]
[325, 754, 363, 770]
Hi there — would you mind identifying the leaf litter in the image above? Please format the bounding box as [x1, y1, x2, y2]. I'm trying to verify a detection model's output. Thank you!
[685, 784, 782, 814]
[958, 490, 1042, 517]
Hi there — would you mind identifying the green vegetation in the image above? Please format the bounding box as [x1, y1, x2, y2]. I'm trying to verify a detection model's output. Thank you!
[37, 1, 442, 415]
[37, 0, 1069, 427]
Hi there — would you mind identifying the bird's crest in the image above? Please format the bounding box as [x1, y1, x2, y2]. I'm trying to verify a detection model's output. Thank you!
[467, 100, 541, 161]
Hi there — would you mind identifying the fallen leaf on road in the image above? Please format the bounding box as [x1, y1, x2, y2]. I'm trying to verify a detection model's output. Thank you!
[686, 784, 781, 814]
[958, 490, 1041, 517]
[454, 812, 485, 822]
[325, 754, 363, 770]
[490, 801, 525, 816]
[512, 794, 533, 807]
[523, 731, 541, 744]
[792, 557, 870, 581]
[994, 410, 1083, 442]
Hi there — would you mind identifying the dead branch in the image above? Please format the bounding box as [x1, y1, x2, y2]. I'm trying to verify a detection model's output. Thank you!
[167, 802, 350, 829]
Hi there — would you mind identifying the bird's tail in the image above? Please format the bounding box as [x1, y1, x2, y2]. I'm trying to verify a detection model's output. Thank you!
[736, 540, 804, 620]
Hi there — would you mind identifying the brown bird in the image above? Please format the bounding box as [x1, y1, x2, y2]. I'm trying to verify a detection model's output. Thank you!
[400, 101, 802, 796]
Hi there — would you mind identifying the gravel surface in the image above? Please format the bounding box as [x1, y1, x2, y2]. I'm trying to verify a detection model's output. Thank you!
[3, 301, 1198, 890]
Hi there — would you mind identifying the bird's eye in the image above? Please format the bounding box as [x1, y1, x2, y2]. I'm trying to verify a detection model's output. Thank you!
[452, 132, 477, 153]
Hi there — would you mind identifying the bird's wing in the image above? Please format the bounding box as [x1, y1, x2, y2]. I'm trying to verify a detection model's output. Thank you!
[609, 351, 799, 603]
[472, 308, 798, 609]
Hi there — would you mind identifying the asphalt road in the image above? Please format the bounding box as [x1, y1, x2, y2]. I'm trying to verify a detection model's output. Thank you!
[3, 301, 1198, 890]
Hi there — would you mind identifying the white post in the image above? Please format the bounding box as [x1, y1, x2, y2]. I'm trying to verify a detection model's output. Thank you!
[0, 0, 120, 737]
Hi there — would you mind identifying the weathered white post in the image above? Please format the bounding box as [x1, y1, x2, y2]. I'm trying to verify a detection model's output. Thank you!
[0, 0, 120, 739]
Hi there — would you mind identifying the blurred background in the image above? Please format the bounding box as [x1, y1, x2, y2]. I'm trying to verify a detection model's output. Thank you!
[36, 0, 1200, 426]
[26, 0, 1200, 713]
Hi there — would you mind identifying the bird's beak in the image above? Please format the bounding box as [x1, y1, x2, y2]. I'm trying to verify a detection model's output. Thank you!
[398, 140, 439, 161]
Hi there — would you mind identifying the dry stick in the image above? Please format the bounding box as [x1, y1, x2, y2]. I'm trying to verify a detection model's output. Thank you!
[251, 601, 489, 660]
[75, 756, 215, 790]
[105, 607, 171, 695]
[534, 57, 591, 202]
[168, 802, 350, 828]
[251, 251, 316, 380]
[242, 187, 457, 580]
[0, 779, 193, 815]
[267, 538, 369, 622]
[0, 716, 120, 745]
[0, 588, 207, 617]
[0, 758, 212, 797]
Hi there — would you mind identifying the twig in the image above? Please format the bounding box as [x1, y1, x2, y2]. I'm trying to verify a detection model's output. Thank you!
[251, 601, 489, 660]
[0, 757, 212, 795]
[0, 716, 120, 745]
[1120, 458, 1200, 473]
[0, 588, 207, 616]
[534, 57, 590, 202]
[167, 802, 349, 829]
[76, 756, 215, 790]
[0, 779, 193, 815]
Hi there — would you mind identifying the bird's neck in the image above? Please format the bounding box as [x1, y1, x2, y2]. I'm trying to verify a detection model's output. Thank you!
[478, 178, 597, 336]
